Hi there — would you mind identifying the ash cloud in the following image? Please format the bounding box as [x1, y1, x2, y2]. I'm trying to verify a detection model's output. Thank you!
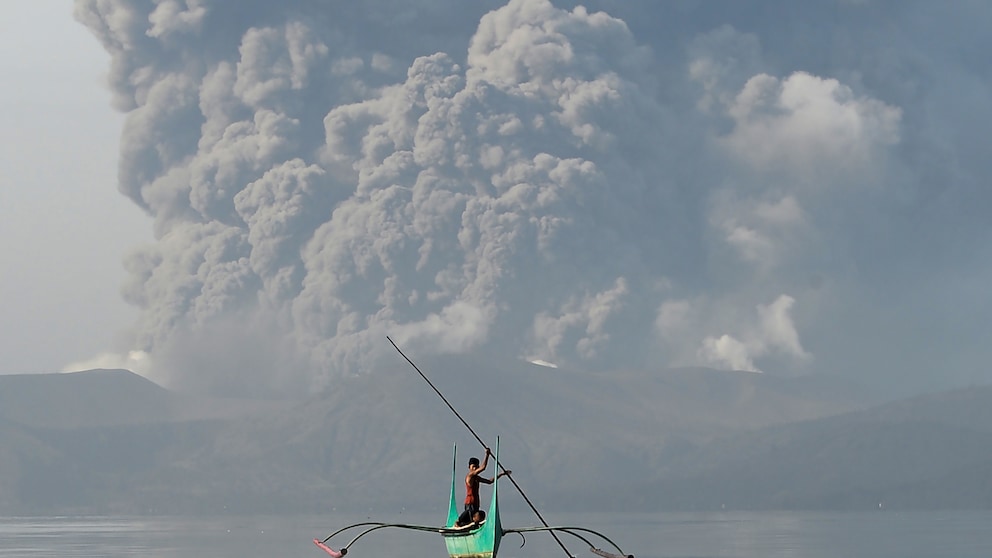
[76, 0, 992, 396]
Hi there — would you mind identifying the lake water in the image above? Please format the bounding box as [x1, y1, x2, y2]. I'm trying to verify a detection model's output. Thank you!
[1, 511, 991, 557]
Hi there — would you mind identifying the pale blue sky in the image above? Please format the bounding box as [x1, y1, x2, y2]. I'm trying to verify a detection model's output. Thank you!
[0, 2, 150, 374]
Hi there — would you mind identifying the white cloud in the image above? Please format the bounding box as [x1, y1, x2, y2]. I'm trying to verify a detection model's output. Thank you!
[688, 25, 763, 113]
[62, 350, 152, 377]
[710, 193, 808, 271]
[657, 294, 809, 373]
[148, 0, 207, 39]
[698, 334, 758, 372]
[527, 277, 629, 364]
[758, 294, 810, 361]
[721, 71, 902, 177]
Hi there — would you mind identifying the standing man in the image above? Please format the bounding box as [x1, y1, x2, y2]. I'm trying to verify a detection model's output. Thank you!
[458, 447, 510, 526]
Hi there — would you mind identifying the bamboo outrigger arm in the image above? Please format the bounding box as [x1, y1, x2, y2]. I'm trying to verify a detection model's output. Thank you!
[504, 526, 633, 558]
[315, 522, 456, 557]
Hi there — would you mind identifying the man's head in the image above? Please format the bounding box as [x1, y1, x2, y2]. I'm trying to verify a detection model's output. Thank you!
[468, 457, 480, 468]
[473, 510, 486, 523]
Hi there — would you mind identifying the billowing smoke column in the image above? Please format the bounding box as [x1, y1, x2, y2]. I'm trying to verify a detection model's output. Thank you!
[76, 0, 913, 395]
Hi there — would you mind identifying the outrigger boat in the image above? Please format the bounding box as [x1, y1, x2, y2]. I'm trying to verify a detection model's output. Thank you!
[313, 339, 633, 558]
[314, 439, 631, 558]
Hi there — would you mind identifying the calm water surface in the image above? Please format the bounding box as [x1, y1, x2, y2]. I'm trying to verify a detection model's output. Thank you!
[1, 511, 991, 558]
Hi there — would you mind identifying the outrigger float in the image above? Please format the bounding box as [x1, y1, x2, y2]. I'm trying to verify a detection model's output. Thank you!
[314, 439, 631, 558]
[313, 338, 633, 558]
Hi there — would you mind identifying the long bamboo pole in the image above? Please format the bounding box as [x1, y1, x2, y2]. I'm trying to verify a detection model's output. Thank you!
[386, 336, 575, 558]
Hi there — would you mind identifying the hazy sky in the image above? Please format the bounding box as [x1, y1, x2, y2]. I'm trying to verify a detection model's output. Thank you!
[4, 1, 990, 398]
[0, 2, 150, 375]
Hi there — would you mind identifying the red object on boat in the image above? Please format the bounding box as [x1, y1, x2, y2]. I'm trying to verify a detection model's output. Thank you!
[314, 539, 346, 557]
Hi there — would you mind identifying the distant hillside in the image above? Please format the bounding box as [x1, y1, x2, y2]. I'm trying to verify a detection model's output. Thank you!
[0, 417, 60, 509]
[0, 369, 177, 428]
[591, 385, 992, 511]
[0, 369, 290, 429]
[0, 361, 927, 514]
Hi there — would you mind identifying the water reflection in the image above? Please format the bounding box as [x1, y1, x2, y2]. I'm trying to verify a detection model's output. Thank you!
[2, 511, 992, 558]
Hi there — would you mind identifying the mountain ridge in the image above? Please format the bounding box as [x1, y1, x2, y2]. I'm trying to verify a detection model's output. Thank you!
[2, 364, 987, 513]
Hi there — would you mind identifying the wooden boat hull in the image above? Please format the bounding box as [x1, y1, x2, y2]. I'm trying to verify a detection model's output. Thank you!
[443, 528, 500, 558]
[443, 440, 502, 558]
